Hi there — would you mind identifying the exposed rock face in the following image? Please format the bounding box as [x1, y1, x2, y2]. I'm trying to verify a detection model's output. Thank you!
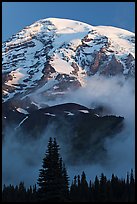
[101, 55, 124, 76]
[90, 51, 103, 74]
[71, 62, 79, 75]
[125, 53, 135, 76]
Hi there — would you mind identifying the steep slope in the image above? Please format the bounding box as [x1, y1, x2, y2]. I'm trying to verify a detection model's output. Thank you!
[2, 102, 124, 164]
[2, 18, 135, 105]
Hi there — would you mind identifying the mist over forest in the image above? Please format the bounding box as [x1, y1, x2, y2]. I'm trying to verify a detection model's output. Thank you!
[2, 75, 135, 187]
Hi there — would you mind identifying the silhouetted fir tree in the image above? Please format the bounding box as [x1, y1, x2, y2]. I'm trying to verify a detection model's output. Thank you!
[106, 180, 111, 202]
[32, 184, 37, 201]
[37, 137, 69, 202]
[62, 162, 70, 200]
[126, 172, 129, 185]
[27, 186, 33, 202]
[37, 137, 53, 201]
[77, 175, 81, 188]
[99, 173, 107, 202]
[74, 175, 77, 186]
[129, 169, 135, 202]
[126, 171, 130, 201]
[120, 178, 127, 202]
[77, 174, 81, 200]
[93, 175, 100, 202]
[89, 180, 92, 190]
[88, 180, 93, 202]
[70, 175, 79, 201]
[69, 180, 74, 201]
[80, 171, 89, 201]
[49, 138, 68, 201]
[14, 185, 19, 201]
[110, 174, 118, 201]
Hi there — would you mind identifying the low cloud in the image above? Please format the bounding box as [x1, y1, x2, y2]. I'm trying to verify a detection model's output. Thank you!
[2, 75, 135, 186]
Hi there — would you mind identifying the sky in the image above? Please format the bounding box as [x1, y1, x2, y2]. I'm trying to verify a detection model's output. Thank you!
[2, 2, 135, 42]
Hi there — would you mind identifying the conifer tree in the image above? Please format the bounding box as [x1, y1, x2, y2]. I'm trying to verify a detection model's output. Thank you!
[129, 169, 135, 202]
[89, 180, 93, 202]
[70, 176, 78, 201]
[99, 173, 107, 202]
[37, 137, 69, 202]
[80, 171, 89, 201]
[93, 175, 99, 202]
[62, 162, 69, 200]
[37, 137, 53, 201]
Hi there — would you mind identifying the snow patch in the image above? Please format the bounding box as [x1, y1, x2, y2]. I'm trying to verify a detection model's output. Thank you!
[79, 110, 89, 113]
[31, 101, 41, 109]
[44, 113, 56, 117]
[64, 111, 75, 116]
[16, 108, 29, 114]
[50, 54, 74, 75]
[15, 116, 29, 129]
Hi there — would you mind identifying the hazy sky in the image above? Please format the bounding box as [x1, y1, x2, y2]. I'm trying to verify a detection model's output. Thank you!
[2, 2, 135, 42]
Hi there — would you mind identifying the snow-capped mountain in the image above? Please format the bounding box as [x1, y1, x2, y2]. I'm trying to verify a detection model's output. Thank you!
[2, 18, 135, 104]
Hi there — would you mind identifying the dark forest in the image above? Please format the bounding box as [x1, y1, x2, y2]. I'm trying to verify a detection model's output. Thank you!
[2, 137, 135, 202]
